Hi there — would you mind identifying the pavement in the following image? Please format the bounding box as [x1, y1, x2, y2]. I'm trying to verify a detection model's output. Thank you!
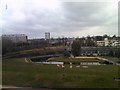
[2, 85, 53, 90]
[75, 56, 97, 58]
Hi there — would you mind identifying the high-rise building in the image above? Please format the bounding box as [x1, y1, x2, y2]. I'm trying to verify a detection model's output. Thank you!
[45, 32, 50, 40]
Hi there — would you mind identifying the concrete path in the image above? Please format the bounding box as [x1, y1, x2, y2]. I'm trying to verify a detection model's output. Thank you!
[76, 56, 119, 65]
[2, 85, 52, 90]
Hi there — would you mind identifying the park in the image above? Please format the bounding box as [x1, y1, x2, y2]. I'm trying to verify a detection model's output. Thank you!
[2, 39, 120, 89]
[2, 55, 120, 88]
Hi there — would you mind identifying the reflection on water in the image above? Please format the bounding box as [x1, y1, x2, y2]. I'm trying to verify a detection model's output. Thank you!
[35, 61, 101, 65]
[35, 61, 64, 64]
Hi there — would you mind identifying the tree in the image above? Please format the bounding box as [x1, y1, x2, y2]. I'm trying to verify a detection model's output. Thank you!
[71, 40, 81, 57]
[115, 48, 120, 58]
[2, 38, 14, 54]
[108, 49, 114, 57]
[95, 36, 103, 41]
[112, 35, 116, 38]
[63, 49, 70, 57]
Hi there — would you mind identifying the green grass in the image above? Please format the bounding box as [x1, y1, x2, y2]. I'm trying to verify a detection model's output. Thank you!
[100, 56, 120, 63]
[48, 57, 99, 62]
[3, 58, 119, 88]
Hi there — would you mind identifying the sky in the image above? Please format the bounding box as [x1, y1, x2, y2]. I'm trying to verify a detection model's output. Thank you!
[1, 0, 119, 39]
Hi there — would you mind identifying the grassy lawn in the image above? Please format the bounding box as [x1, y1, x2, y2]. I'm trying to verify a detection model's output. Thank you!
[3, 58, 119, 88]
[100, 56, 120, 63]
[48, 57, 99, 62]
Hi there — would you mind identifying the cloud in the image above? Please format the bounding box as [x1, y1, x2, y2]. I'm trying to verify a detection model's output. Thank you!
[1, 0, 118, 38]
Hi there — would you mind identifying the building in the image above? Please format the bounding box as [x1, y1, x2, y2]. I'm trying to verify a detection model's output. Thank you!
[96, 41, 105, 47]
[45, 32, 50, 40]
[67, 46, 118, 56]
[110, 39, 120, 47]
[2, 34, 28, 43]
[97, 38, 120, 47]
[97, 38, 109, 47]
[81, 47, 118, 56]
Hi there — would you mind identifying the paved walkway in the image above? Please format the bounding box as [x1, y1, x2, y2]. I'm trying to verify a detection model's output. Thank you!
[75, 56, 119, 65]
[2, 85, 52, 90]
[75, 56, 97, 58]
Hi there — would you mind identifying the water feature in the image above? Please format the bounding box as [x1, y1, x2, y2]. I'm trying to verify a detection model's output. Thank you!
[35, 61, 64, 64]
[28, 55, 110, 65]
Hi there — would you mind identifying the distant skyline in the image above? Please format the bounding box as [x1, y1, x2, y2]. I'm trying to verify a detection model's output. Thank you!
[1, 0, 118, 39]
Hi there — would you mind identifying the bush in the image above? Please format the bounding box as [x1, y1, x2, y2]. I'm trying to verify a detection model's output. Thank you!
[63, 50, 70, 57]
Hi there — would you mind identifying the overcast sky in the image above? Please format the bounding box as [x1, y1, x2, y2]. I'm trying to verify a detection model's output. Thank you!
[1, 0, 119, 39]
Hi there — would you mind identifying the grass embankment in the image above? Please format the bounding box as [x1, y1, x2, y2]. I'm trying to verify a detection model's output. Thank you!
[48, 57, 99, 62]
[100, 56, 120, 63]
[3, 58, 119, 88]
[4, 46, 66, 58]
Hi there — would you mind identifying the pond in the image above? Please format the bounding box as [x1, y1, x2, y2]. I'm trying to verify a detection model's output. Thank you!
[35, 61, 64, 65]
[34, 61, 101, 65]
[29, 55, 113, 65]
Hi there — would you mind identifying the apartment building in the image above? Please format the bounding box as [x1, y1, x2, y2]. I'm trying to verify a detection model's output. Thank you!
[2, 34, 28, 43]
[97, 38, 120, 47]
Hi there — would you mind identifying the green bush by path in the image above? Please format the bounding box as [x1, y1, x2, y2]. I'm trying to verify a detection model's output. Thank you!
[2, 58, 119, 88]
